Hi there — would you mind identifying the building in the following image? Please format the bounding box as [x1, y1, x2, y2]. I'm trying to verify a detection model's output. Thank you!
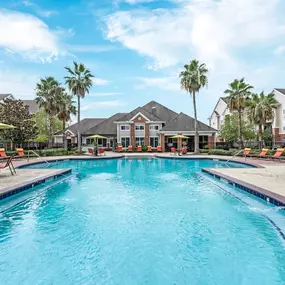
[55, 101, 217, 151]
[272, 89, 285, 143]
[209, 88, 285, 144]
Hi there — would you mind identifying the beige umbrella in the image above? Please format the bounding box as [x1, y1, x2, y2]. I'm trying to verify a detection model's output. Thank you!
[170, 135, 189, 139]
[0, 123, 16, 129]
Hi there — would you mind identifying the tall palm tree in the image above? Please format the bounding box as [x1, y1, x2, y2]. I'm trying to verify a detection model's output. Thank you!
[35, 76, 61, 147]
[64, 62, 94, 152]
[224, 78, 253, 143]
[179, 60, 208, 153]
[246, 91, 279, 143]
[57, 91, 77, 149]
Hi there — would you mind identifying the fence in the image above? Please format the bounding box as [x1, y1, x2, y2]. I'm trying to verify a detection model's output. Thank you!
[0, 141, 78, 151]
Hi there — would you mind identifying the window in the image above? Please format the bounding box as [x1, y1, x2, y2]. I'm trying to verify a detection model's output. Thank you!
[86, 138, 93, 145]
[136, 137, 144, 146]
[135, 124, 144, 130]
[150, 125, 160, 131]
[121, 137, 130, 148]
[150, 137, 159, 147]
[120, 125, 130, 131]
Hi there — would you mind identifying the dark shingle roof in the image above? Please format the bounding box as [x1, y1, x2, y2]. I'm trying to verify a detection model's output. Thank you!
[56, 118, 106, 135]
[0, 94, 14, 100]
[22, 100, 39, 114]
[116, 106, 161, 122]
[221, 96, 229, 103]
[161, 112, 216, 132]
[83, 113, 126, 136]
[141, 101, 178, 122]
[275, 88, 285, 95]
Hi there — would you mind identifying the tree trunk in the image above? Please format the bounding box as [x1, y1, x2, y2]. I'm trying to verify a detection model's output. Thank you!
[238, 109, 243, 149]
[192, 92, 200, 154]
[48, 116, 53, 148]
[77, 95, 81, 152]
[63, 120, 67, 150]
[258, 124, 263, 149]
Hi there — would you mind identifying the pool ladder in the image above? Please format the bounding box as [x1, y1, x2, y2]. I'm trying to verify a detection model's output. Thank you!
[27, 150, 50, 166]
[224, 149, 244, 165]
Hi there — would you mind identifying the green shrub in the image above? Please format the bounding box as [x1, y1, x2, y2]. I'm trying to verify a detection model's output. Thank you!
[142, 145, 148, 152]
[200, 149, 210, 154]
[208, 149, 233, 156]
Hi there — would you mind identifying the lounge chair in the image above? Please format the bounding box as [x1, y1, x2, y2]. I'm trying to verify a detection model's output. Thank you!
[147, 146, 152, 152]
[182, 147, 187, 155]
[88, 148, 94, 155]
[0, 148, 9, 159]
[16, 148, 25, 158]
[116, 146, 123, 152]
[171, 147, 176, 155]
[157, 146, 162, 152]
[243, 148, 251, 158]
[0, 156, 16, 175]
[127, 146, 133, 152]
[98, 148, 106, 156]
[271, 148, 284, 161]
[248, 148, 269, 158]
[137, 145, 142, 152]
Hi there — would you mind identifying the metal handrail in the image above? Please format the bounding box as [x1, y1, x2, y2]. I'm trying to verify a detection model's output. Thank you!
[27, 150, 50, 166]
[224, 149, 244, 164]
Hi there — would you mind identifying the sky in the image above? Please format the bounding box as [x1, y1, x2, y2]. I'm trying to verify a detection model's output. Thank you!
[1, 0, 285, 124]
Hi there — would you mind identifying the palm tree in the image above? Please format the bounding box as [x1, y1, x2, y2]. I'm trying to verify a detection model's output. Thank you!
[64, 62, 94, 152]
[179, 60, 208, 153]
[246, 91, 279, 144]
[35, 76, 61, 147]
[57, 91, 77, 150]
[224, 78, 253, 143]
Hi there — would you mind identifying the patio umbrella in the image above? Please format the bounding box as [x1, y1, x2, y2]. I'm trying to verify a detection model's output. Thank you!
[170, 135, 189, 139]
[87, 134, 107, 146]
[0, 123, 16, 129]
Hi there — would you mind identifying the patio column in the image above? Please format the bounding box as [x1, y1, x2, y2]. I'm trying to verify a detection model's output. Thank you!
[160, 134, 165, 152]
[208, 134, 214, 149]
[145, 124, 150, 146]
[130, 123, 135, 148]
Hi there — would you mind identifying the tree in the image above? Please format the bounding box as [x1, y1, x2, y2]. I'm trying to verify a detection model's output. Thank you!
[0, 98, 38, 145]
[35, 76, 62, 147]
[224, 78, 253, 143]
[57, 92, 77, 149]
[179, 60, 208, 153]
[220, 114, 256, 142]
[64, 62, 94, 151]
[246, 91, 279, 143]
[33, 108, 63, 143]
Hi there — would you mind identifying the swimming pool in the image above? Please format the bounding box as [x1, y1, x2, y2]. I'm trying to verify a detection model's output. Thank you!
[1, 158, 285, 284]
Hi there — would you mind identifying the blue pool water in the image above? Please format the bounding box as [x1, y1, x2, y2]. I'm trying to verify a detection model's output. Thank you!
[0, 158, 285, 284]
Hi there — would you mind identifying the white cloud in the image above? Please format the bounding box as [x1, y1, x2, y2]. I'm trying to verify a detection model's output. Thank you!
[0, 69, 38, 99]
[93, 78, 110, 86]
[0, 9, 61, 63]
[81, 100, 125, 111]
[22, 0, 59, 18]
[89, 92, 124, 97]
[104, 0, 285, 69]
[137, 76, 180, 91]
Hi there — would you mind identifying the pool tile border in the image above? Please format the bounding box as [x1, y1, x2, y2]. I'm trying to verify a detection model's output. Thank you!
[202, 168, 285, 207]
[0, 168, 72, 201]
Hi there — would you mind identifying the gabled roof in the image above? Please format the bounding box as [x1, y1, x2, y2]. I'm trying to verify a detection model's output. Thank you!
[161, 112, 216, 132]
[83, 113, 126, 135]
[274, 88, 285, 95]
[115, 106, 161, 122]
[55, 118, 105, 135]
[22, 100, 39, 114]
[141, 101, 178, 122]
[0, 94, 14, 100]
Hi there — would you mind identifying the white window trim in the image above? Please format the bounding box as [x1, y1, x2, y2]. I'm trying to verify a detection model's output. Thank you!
[149, 124, 160, 131]
[120, 125, 130, 131]
[150, 136, 159, 147]
[121, 137, 130, 147]
[135, 124, 145, 131]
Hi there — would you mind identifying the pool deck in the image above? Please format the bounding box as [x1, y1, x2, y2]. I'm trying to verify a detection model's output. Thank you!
[1, 152, 285, 204]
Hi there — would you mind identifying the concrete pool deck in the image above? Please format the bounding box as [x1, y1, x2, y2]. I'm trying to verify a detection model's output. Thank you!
[0, 152, 285, 204]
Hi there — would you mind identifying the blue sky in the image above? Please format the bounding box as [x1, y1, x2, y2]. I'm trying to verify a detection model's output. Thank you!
[1, 0, 285, 124]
